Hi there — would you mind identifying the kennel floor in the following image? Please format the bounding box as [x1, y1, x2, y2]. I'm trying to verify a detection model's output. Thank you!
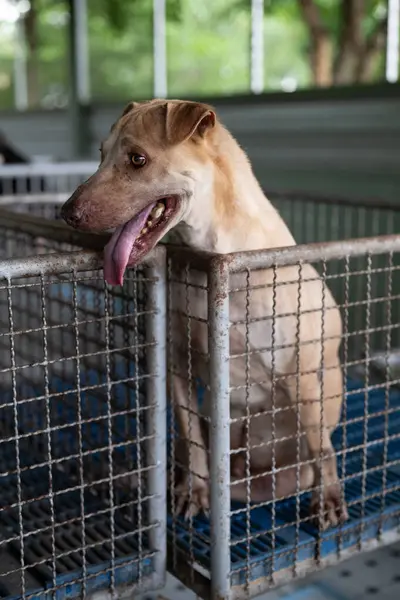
[0, 368, 153, 600]
[168, 378, 400, 587]
[0, 376, 400, 599]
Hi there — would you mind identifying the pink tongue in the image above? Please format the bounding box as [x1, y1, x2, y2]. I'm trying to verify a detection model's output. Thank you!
[103, 203, 156, 286]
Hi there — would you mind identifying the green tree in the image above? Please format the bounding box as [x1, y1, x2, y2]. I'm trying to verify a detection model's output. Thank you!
[231, 0, 388, 86]
[0, 0, 390, 111]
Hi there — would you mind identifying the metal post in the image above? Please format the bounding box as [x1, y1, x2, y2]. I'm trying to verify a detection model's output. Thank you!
[68, 0, 90, 157]
[145, 253, 167, 587]
[250, 0, 264, 94]
[74, 0, 90, 103]
[208, 258, 231, 600]
[153, 0, 167, 98]
[386, 0, 400, 83]
[14, 18, 28, 111]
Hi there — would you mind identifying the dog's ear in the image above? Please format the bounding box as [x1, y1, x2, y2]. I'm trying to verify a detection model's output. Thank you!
[166, 101, 216, 145]
[110, 101, 140, 134]
[121, 101, 140, 117]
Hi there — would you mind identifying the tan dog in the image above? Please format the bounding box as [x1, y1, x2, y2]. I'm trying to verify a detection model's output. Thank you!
[62, 99, 348, 528]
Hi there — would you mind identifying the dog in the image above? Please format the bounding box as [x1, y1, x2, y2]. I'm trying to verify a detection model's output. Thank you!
[62, 99, 348, 529]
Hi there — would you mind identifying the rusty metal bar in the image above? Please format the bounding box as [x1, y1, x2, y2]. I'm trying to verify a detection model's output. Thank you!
[0, 208, 165, 269]
[0, 250, 103, 279]
[208, 257, 231, 600]
[227, 234, 400, 273]
[0, 247, 165, 280]
[145, 251, 167, 589]
[169, 235, 400, 275]
[3, 210, 400, 276]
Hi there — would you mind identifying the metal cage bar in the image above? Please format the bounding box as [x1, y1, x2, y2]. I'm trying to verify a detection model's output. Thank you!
[0, 246, 168, 599]
[146, 255, 168, 588]
[2, 197, 400, 599]
[166, 233, 400, 600]
[209, 258, 231, 600]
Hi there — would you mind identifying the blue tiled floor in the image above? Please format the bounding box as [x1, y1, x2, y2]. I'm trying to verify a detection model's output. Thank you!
[1, 377, 399, 598]
[168, 379, 400, 586]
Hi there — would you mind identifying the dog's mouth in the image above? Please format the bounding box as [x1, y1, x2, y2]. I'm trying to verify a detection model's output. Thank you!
[104, 196, 178, 286]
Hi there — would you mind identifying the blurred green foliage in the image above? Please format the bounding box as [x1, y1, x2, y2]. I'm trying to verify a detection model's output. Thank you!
[0, 0, 389, 110]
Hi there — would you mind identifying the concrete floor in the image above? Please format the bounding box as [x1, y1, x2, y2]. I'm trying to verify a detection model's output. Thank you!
[135, 540, 400, 600]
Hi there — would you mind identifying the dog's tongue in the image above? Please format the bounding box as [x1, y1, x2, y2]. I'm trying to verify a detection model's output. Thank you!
[103, 203, 156, 286]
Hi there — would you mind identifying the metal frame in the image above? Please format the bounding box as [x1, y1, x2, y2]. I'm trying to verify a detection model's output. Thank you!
[0, 240, 168, 598]
[250, 0, 264, 95]
[167, 233, 400, 600]
[387, 0, 400, 83]
[2, 204, 400, 599]
[153, 0, 167, 98]
[209, 259, 231, 600]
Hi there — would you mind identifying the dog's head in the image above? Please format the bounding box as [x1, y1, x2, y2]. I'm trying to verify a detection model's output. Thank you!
[61, 99, 217, 285]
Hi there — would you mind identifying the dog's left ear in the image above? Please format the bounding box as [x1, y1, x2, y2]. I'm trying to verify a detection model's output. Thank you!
[166, 101, 216, 145]
[110, 101, 140, 133]
[121, 101, 140, 118]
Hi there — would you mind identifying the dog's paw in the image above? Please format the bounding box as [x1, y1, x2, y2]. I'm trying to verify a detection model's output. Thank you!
[175, 475, 210, 520]
[311, 480, 349, 530]
[231, 453, 246, 478]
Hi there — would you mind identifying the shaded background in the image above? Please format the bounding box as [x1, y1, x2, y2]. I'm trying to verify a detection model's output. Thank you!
[0, 0, 399, 204]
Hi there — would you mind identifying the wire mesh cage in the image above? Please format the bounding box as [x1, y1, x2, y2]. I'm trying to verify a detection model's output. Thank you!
[1, 190, 400, 600]
[166, 235, 400, 600]
[0, 228, 167, 599]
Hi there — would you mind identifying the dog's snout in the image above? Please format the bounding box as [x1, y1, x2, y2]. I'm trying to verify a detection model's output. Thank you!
[61, 202, 85, 228]
[61, 184, 89, 228]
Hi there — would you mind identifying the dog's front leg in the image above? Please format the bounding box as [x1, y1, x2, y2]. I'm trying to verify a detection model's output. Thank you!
[288, 364, 348, 529]
[172, 373, 209, 519]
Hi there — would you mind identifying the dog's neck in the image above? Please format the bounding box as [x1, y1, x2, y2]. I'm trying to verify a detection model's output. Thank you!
[172, 127, 295, 254]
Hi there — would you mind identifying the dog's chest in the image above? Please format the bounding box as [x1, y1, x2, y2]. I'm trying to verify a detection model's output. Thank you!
[169, 267, 294, 387]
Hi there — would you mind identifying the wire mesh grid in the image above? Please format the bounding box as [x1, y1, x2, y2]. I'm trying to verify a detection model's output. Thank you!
[0, 236, 167, 599]
[166, 257, 211, 589]
[166, 236, 400, 600]
[2, 193, 400, 600]
[269, 192, 400, 245]
[0, 224, 81, 262]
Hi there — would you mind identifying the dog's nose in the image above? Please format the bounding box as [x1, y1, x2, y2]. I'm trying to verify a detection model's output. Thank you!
[61, 202, 85, 228]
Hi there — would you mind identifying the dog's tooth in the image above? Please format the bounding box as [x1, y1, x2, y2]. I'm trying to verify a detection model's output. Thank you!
[147, 219, 153, 227]
[151, 203, 165, 220]
[141, 227, 148, 234]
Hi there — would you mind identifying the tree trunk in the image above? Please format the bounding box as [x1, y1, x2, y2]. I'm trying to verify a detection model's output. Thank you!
[23, 1, 40, 107]
[311, 33, 333, 87]
[334, 48, 361, 85]
[297, 0, 333, 87]
[354, 17, 387, 83]
[298, 0, 386, 87]
[334, 0, 365, 85]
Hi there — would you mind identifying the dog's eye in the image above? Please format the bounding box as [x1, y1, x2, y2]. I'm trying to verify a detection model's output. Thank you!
[130, 153, 147, 168]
